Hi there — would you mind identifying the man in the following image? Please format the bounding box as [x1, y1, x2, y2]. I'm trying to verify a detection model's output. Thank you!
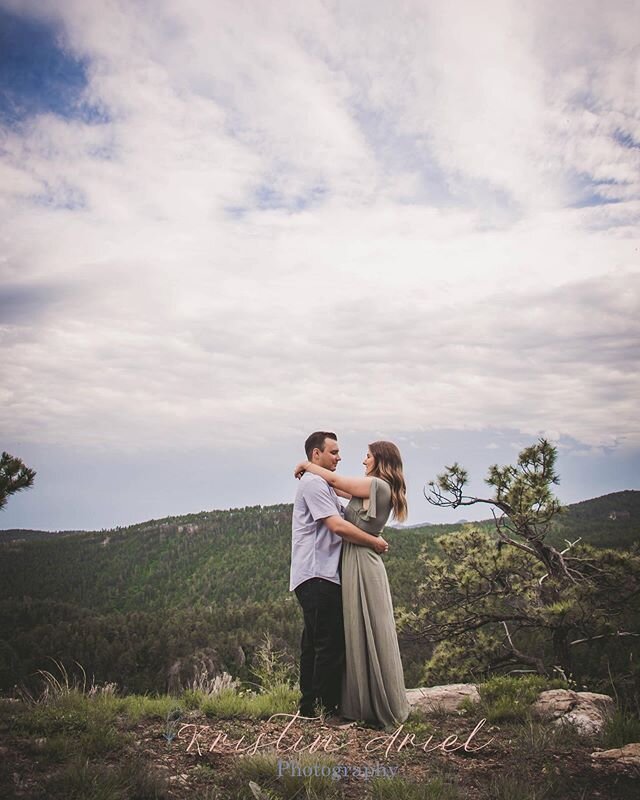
[290, 431, 388, 718]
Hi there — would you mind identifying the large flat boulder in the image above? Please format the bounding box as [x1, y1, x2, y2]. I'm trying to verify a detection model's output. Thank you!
[406, 683, 480, 713]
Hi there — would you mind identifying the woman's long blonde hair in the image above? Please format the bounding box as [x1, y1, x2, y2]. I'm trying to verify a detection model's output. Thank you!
[369, 441, 408, 522]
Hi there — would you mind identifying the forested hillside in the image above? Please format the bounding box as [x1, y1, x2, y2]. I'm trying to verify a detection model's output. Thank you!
[0, 491, 637, 696]
[548, 489, 640, 549]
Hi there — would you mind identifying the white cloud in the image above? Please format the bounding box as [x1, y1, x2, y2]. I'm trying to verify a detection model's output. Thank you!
[1, 0, 639, 458]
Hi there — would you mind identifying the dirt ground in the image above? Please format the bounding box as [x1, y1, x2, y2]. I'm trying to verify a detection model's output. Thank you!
[2, 707, 639, 799]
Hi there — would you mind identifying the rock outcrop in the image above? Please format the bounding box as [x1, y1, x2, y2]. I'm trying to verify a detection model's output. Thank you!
[531, 689, 614, 735]
[166, 648, 225, 695]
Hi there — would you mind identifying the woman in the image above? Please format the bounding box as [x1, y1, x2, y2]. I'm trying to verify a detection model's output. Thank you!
[294, 440, 409, 729]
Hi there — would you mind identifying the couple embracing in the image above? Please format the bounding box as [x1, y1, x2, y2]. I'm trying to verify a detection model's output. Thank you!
[290, 431, 409, 729]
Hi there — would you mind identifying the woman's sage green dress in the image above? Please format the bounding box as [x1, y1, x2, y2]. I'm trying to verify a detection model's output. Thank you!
[340, 476, 409, 729]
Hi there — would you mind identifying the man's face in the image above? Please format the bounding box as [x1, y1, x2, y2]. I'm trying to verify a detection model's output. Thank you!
[313, 438, 341, 471]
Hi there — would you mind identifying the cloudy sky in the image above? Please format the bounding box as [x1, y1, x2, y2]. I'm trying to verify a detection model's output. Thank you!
[1, 0, 639, 531]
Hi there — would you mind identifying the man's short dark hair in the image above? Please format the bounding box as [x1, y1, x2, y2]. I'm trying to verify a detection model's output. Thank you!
[305, 431, 337, 459]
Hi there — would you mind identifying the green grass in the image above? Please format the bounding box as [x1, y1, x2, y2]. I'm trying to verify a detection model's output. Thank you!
[8, 667, 300, 740]
[4, 684, 185, 772]
[401, 709, 435, 740]
[12, 690, 129, 760]
[601, 707, 640, 748]
[112, 693, 177, 722]
[17, 693, 110, 733]
[485, 768, 556, 800]
[7, 681, 302, 782]
[199, 683, 299, 719]
[3, 674, 167, 797]
[45, 756, 169, 800]
[465, 675, 568, 724]
[366, 774, 461, 799]
[229, 752, 343, 800]
[508, 713, 583, 754]
[179, 688, 203, 710]
[37, 725, 127, 762]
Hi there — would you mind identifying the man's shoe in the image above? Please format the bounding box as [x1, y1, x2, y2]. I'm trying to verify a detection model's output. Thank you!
[322, 712, 356, 727]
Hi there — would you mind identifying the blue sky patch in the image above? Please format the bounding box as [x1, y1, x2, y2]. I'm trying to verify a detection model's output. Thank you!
[254, 182, 327, 212]
[225, 182, 327, 218]
[573, 191, 623, 209]
[569, 171, 625, 210]
[614, 129, 640, 150]
[352, 103, 455, 207]
[0, 280, 69, 324]
[0, 8, 104, 126]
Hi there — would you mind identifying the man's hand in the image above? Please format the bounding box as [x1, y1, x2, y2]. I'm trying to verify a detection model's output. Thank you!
[324, 515, 390, 553]
[372, 536, 389, 555]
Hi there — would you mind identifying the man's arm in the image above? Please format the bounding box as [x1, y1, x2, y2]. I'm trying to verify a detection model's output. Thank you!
[324, 515, 388, 554]
[295, 461, 371, 498]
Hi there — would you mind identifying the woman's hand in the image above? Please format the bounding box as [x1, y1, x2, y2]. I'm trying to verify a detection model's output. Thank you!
[294, 460, 310, 479]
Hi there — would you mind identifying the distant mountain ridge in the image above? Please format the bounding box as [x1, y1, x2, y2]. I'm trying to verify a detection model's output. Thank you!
[2, 489, 638, 543]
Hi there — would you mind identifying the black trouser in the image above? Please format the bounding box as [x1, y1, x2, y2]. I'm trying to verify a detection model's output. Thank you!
[294, 578, 344, 716]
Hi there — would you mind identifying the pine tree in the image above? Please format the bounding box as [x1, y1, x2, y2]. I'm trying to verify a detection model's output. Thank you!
[0, 451, 36, 510]
[402, 440, 640, 684]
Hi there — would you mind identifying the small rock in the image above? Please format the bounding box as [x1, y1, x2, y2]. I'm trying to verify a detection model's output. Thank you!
[591, 742, 640, 769]
[406, 684, 480, 713]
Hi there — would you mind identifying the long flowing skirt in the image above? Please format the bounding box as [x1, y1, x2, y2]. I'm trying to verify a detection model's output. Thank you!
[340, 541, 409, 729]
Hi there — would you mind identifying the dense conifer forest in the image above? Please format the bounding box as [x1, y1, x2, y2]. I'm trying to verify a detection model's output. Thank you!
[0, 491, 638, 698]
